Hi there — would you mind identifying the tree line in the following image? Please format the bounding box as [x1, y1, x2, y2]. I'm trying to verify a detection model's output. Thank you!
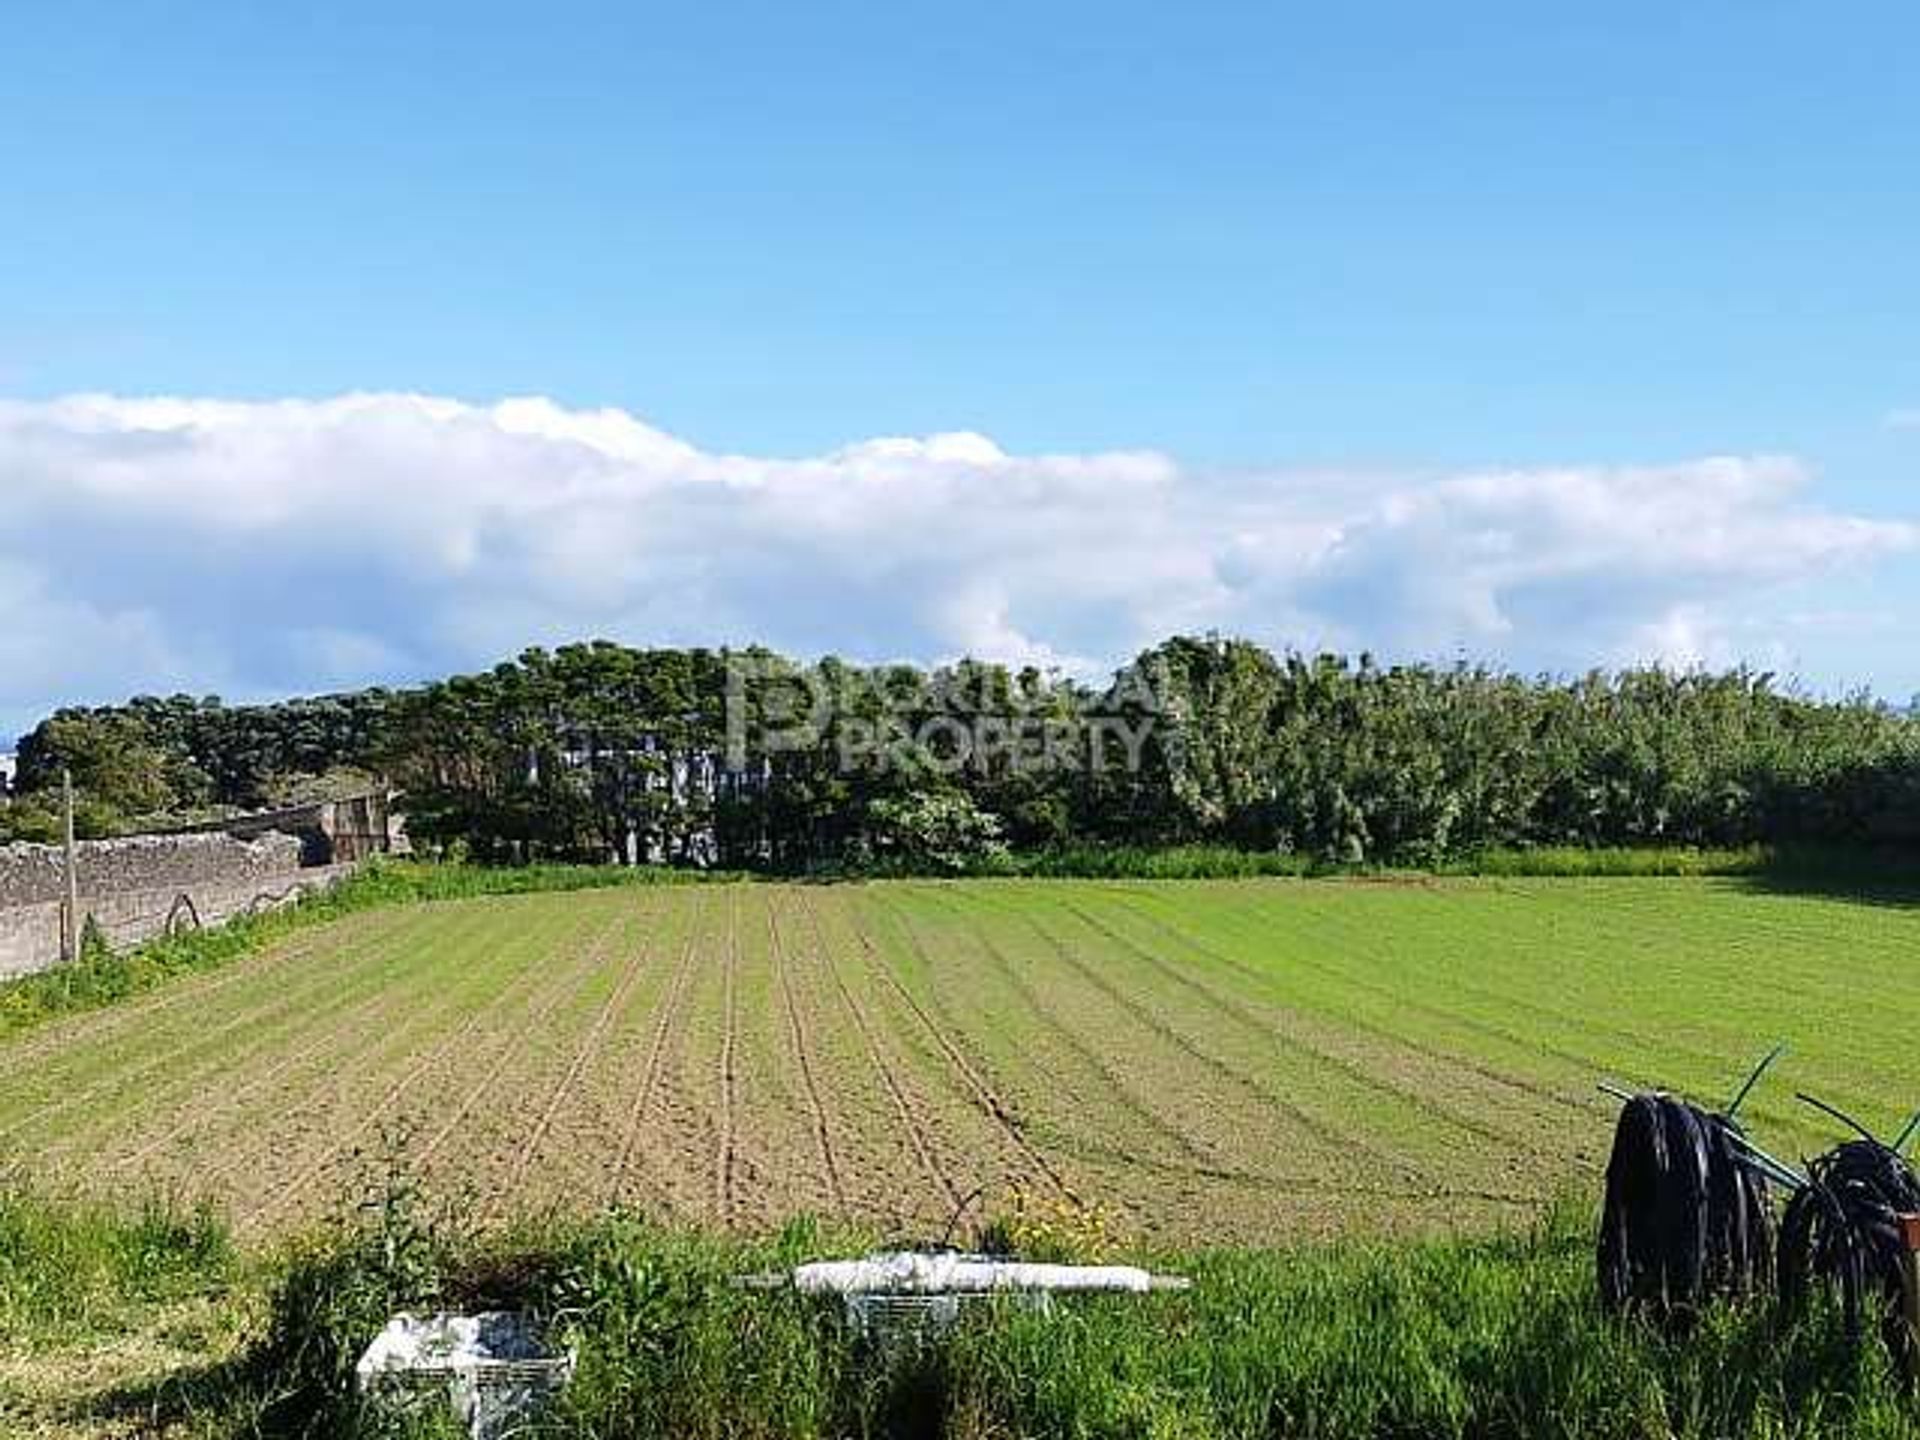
[2, 690, 393, 842]
[6, 637, 1916, 869]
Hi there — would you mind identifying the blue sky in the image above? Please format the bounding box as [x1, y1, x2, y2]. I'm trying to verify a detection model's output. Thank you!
[2, 2, 1917, 734]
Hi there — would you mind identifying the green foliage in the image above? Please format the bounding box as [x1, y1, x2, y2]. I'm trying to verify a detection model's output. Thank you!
[1442, 844, 1771, 878]
[0, 897, 271, 1039]
[0, 1183, 232, 1350]
[0, 795, 62, 844]
[381, 643, 740, 867]
[887, 842, 1769, 880]
[85, 1195, 1917, 1439]
[0, 788, 125, 842]
[12, 636, 1920, 870]
[245, 1141, 469, 1434]
[77, 911, 112, 963]
[11, 688, 397, 832]
[935, 1211, 1914, 1440]
[864, 790, 1012, 874]
[360, 641, 1920, 872]
[1009, 843, 1322, 879]
[537, 1215, 860, 1440]
[17, 709, 186, 814]
[0, 802, 60, 844]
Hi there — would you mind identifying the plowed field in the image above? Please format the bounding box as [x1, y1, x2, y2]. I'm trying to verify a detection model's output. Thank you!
[5, 877, 1915, 1242]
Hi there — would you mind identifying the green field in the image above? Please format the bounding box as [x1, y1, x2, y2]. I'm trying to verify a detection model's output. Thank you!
[4, 874, 1915, 1243]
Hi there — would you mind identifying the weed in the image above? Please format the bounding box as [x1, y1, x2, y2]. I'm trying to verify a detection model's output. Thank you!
[979, 1186, 1127, 1263]
[10, 1181, 1920, 1439]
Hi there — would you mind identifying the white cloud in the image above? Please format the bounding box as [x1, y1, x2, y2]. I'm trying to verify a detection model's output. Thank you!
[1295, 457, 1914, 668]
[0, 392, 1912, 734]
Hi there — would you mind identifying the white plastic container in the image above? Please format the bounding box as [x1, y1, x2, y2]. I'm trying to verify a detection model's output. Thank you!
[355, 1311, 574, 1440]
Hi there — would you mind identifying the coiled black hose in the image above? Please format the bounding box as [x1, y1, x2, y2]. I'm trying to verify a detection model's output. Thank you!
[1598, 1094, 1773, 1320]
[1779, 1139, 1920, 1364]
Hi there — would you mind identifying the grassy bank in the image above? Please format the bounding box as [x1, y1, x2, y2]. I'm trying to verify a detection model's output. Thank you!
[997, 841, 1776, 880]
[4, 1182, 1915, 1440]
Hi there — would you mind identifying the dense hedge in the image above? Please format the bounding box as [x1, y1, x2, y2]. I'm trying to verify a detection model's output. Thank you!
[11, 636, 1917, 868]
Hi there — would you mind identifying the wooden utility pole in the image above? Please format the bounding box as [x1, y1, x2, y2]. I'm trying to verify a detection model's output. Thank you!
[61, 767, 79, 962]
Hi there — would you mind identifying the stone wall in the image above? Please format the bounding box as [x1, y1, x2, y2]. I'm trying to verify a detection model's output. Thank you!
[0, 831, 355, 980]
[0, 831, 305, 908]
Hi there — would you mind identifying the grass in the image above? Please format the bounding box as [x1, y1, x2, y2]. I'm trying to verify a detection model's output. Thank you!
[4, 843, 1895, 1044]
[0, 1187, 233, 1350]
[7, 861, 1920, 1436]
[6, 1178, 1918, 1439]
[942, 838, 1914, 885]
[7, 874, 1920, 1240]
[0, 1185, 246, 1439]
[901, 841, 1779, 881]
[1440, 843, 1772, 877]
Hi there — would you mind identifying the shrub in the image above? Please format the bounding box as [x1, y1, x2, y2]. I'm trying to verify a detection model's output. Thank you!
[865, 792, 1013, 875]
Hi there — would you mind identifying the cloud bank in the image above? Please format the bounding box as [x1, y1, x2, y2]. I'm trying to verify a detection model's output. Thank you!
[0, 392, 1912, 735]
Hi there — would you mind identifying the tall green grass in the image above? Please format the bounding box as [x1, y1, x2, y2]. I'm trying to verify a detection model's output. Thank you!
[1441, 844, 1772, 878]
[983, 842, 1771, 881]
[527, 1209, 1916, 1439]
[195, 1194, 1920, 1438]
[1006, 843, 1324, 879]
[0, 1183, 233, 1350]
[9, 1177, 1918, 1438]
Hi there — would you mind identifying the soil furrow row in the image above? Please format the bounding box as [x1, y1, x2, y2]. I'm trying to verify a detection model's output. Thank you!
[0, 908, 398, 1070]
[1122, 889, 1608, 1115]
[85, 913, 524, 1172]
[244, 905, 633, 1230]
[766, 894, 847, 1214]
[188, 914, 572, 1219]
[715, 890, 741, 1222]
[0, 910, 439, 1145]
[1021, 899, 1438, 1179]
[913, 892, 1303, 1187]
[832, 892, 1075, 1205]
[405, 908, 639, 1173]
[609, 891, 711, 1207]
[493, 902, 659, 1216]
[801, 894, 962, 1213]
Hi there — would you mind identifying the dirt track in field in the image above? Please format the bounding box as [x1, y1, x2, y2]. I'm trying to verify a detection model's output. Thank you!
[6, 876, 1918, 1242]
